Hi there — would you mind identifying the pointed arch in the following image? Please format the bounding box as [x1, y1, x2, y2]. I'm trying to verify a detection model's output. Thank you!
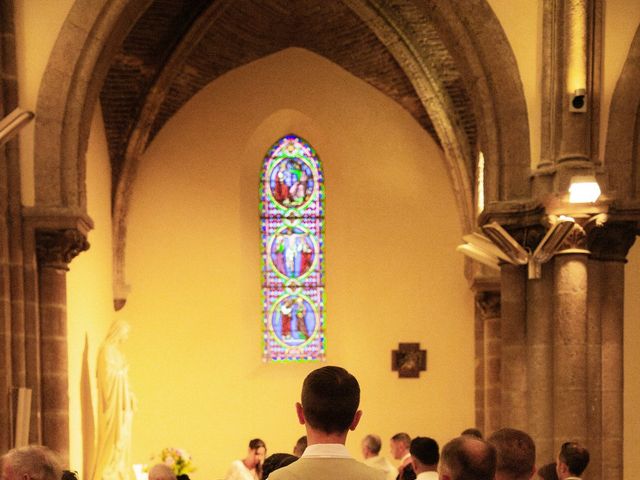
[605, 24, 640, 198]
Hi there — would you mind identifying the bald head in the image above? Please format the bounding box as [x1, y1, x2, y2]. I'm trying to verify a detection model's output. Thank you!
[439, 435, 496, 480]
[148, 464, 176, 480]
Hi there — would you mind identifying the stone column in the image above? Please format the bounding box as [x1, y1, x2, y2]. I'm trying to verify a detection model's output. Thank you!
[500, 264, 528, 430]
[35, 228, 89, 464]
[0, 214, 11, 451]
[586, 258, 603, 479]
[476, 291, 501, 435]
[474, 293, 485, 433]
[587, 221, 636, 480]
[526, 261, 555, 464]
[553, 231, 589, 449]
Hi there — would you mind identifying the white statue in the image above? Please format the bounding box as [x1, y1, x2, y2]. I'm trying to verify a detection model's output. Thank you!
[92, 320, 135, 480]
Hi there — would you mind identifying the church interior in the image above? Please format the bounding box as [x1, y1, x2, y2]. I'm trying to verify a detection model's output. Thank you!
[1, 1, 639, 479]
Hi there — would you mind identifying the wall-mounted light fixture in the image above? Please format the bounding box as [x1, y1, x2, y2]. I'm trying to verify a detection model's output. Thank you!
[568, 175, 601, 203]
[0, 108, 35, 147]
[569, 88, 587, 113]
[457, 217, 576, 279]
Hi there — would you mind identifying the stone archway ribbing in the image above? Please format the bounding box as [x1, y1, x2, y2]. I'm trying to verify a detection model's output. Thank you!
[422, 0, 532, 203]
[34, 0, 153, 210]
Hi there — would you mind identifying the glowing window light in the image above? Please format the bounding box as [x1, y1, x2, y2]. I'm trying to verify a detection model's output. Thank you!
[477, 151, 485, 214]
[568, 176, 601, 203]
[260, 135, 325, 362]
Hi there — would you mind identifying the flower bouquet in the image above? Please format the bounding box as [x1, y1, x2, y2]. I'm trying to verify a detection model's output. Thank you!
[153, 447, 196, 476]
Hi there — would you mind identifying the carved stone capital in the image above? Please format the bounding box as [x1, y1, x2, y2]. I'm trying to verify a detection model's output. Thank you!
[558, 223, 589, 252]
[36, 229, 90, 270]
[586, 220, 637, 262]
[476, 291, 501, 319]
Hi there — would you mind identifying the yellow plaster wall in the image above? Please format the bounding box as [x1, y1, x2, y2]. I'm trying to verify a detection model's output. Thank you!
[118, 48, 474, 479]
[13, 0, 75, 205]
[487, 0, 542, 168]
[66, 106, 114, 476]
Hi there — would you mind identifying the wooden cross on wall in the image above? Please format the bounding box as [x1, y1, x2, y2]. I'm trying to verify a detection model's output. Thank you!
[392, 342, 427, 378]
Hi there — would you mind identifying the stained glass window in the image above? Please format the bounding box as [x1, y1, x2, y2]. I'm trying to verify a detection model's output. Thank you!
[260, 134, 325, 361]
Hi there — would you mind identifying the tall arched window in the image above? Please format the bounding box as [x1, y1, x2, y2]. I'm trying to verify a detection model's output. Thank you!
[260, 134, 325, 361]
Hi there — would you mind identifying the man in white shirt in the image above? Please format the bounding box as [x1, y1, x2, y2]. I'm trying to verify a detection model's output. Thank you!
[270, 366, 385, 480]
[409, 437, 439, 480]
[362, 434, 398, 480]
[555, 442, 589, 480]
[390, 432, 415, 480]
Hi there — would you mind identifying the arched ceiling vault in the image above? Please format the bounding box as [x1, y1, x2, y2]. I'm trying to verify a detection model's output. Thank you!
[101, 0, 482, 306]
[100, 0, 478, 199]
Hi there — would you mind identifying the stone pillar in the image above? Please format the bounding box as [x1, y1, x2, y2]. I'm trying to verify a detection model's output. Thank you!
[553, 244, 589, 448]
[0, 215, 11, 451]
[600, 260, 624, 479]
[586, 259, 603, 479]
[587, 221, 636, 480]
[474, 293, 485, 433]
[35, 228, 89, 464]
[526, 261, 555, 464]
[476, 291, 501, 435]
[500, 264, 528, 430]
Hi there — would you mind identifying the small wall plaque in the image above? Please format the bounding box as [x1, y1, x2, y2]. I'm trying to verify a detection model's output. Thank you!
[392, 342, 427, 378]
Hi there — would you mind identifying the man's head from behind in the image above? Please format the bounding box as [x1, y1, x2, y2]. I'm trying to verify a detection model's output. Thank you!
[148, 464, 176, 480]
[1, 446, 62, 480]
[390, 432, 411, 460]
[362, 434, 382, 459]
[297, 366, 361, 435]
[293, 436, 307, 457]
[410, 437, 439, 472]
[556, 442, 589, 479]
[487, 428, 536, 480]
[439, 436, 496, 480]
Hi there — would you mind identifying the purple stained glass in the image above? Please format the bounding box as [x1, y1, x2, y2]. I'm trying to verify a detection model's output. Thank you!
[260, 135, 325, 362]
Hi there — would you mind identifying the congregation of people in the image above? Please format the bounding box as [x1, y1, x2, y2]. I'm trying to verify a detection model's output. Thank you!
[0, 366, 591, 480]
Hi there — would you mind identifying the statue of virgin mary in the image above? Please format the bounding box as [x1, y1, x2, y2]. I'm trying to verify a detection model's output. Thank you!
[92, 320, 135, 480]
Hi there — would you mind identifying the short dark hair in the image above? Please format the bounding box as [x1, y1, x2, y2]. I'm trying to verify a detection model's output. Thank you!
[410, 437, 439, 466]
[391, 432, 411, 447]
[487, 428, 535, 480]
[301, 366, 360, 434]
[536, 462, 559, 480]
[293, 436, 307, 456]
[559, 442, 589, 476]
[461, 428, 483, 439]
[262, 453, 298, 479]
[441, 436, 496, 480]
[363, 434, 382, 455]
